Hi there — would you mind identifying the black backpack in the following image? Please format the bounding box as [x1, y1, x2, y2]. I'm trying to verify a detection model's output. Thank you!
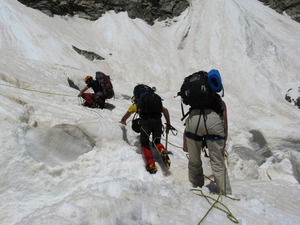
[95, 71, 114, 99]
[134, 84, 162, 118]
[180, 71, 214, 108]
[178, 70, 224, 120]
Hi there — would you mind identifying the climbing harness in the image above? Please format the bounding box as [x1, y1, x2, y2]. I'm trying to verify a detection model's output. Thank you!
[185, 131, 224, 157]
[183, 108, 235, 224]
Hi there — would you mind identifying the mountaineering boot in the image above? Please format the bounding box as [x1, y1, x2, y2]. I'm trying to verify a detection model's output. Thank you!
[156, 143, 171, 168]
[146, 164, 158, 174]
[161, 150, 171, 168]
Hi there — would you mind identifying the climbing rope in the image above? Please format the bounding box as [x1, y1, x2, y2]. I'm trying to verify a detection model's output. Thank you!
[0, 82, 76, 97]
[139, 124, 182, 151]
[0, 82, 105, 118]
[191, 188, 239, 224]
[77, 97, 84, 105]
[132, 117, 239, 224]
[140, 126, 166, 153]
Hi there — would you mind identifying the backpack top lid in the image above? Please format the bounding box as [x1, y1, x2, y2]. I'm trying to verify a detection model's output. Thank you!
[133, 84, 154, 98]
[133, 84, 162, 117]
[96, 71, 106, 77]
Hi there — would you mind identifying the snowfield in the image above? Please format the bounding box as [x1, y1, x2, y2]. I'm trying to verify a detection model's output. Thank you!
[0, 0, 300, 224]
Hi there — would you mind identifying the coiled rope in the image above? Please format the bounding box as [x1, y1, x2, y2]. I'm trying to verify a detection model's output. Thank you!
[191, 188, 239, 224]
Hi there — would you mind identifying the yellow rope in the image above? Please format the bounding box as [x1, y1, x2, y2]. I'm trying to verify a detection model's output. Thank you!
[0, 82, 76, 97]
[156, 136, 183, 149]
[139, 125, 182, 151]
[0, 82, 107, 119]
[136, 118, 239, 224]
[191, 189, 239, 224]
[140, 126, 163, 153]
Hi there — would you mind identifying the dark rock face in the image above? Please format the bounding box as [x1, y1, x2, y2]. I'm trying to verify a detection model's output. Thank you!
[67, 77, 80, 90]
[258, 0, 300, 22]
[285, 88, 300, 109]
[17, 0, 189, 25]
[72, 45, 105, 61]
[17, 0, 300, 24]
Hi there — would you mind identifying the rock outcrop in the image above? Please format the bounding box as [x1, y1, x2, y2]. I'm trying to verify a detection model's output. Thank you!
[285, 88, 300, 109]
[258, 0, 300, 22]
[17, 0, 189, 25]
[72, 45, 105, 61]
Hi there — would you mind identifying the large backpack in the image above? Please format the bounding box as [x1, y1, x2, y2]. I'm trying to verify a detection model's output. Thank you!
[95, 71, 114, 99]
[133, 84, 162, 118]
[179, 69, 223, 120]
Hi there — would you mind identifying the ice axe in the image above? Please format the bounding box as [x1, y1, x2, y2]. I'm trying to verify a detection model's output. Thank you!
[165, 131, 173, 155]
[164, 124, 178, 154]
[165, 131, 169, 152]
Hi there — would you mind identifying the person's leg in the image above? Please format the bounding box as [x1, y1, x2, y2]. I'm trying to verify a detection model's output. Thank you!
[82, 93, 96, 107]
[150, 118, 171, 168]
[206, 112, 232, 194]
[140, 119, 156, 172]
[94, 92, 105, 108]
[151, 118, 164, 150]
[185, 112, 205, 187]
[186, 138, 205, 187]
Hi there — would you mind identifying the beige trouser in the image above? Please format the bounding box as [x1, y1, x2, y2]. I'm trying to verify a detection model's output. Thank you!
[185, 109, 232, 195]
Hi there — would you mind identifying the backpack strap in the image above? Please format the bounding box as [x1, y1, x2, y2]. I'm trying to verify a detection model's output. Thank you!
[132, 112, 140, 120]
[136, 92, 150, 111]
[181, 101, 191, 121]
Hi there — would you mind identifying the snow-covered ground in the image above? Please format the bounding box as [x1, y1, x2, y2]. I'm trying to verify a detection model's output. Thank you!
[0, 0, 300, 224]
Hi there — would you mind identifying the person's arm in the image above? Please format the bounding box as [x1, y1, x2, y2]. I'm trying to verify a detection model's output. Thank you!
[162, 107, 171, 133]
[78, 85, 89, 97]
[119, 104, 136, 125]
[119, 111, 131, 125]
[222, 100, 228, 141]
[183, 130, 188, 152]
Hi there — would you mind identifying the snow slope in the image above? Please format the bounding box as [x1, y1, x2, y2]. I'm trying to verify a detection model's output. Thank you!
[0, 0, 300, 224]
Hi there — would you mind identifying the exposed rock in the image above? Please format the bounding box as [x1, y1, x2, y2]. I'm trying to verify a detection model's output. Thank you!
[258, 0, 300, 22]
[67, 77, 80, 90]
[17, 0, 300, 24]
[17, 0, 189, 25]
[72, 45, 105, 61]
[285, 87, 300, 109]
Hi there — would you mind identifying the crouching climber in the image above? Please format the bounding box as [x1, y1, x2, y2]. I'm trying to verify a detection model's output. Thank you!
[78, 75, 105, 108]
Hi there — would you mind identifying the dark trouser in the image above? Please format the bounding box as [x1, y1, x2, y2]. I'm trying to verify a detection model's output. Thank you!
[140, 117, 164, 166]
[140, 117, 162, 146]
